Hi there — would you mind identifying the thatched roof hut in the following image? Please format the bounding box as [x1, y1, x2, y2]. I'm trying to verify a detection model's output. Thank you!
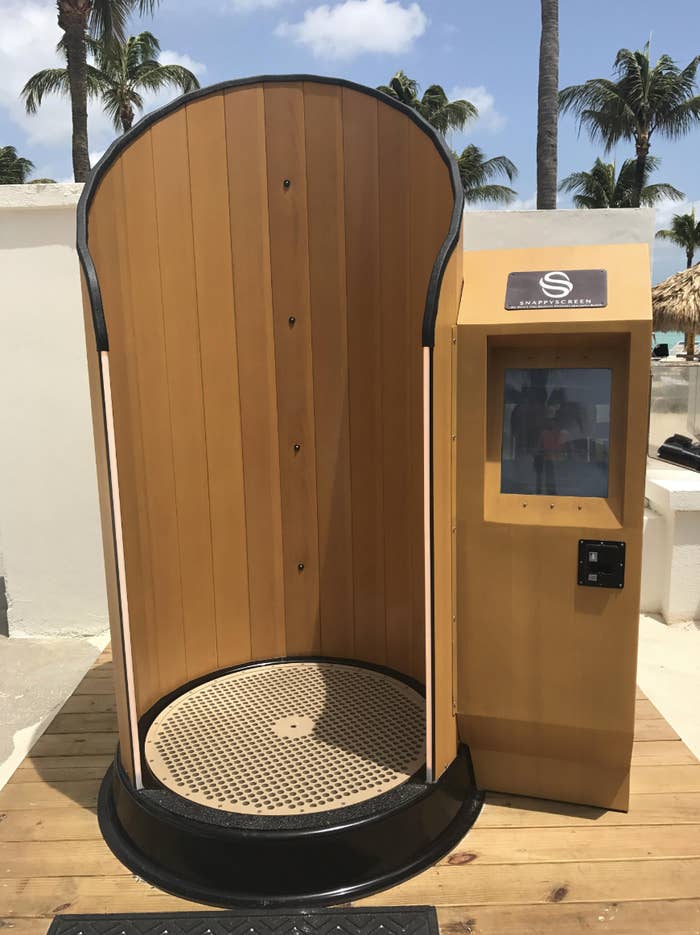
[652, 262, 700, 333]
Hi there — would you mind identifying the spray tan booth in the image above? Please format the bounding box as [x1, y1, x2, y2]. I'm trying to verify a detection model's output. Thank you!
[79, 75, 650, 909]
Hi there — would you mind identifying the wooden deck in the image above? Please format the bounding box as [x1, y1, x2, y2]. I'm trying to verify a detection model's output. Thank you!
[1, 647, 699, 934]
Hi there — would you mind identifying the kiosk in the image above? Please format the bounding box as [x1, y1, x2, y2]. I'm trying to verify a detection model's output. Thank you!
[78, 74, 651, 908]
[456, 243, 651, 811]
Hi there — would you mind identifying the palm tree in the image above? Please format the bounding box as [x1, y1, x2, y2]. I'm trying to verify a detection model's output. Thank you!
[24, 32, 200, 137]
[377, 71, 477, 135]
[656, 209, 700, 358]
[560, 43, 700, 208]
[0, 146, 35, 184]
[50, 0, 160, 182]
[536, 0, 559, 209]
[560, 156, 683, 208]
[458, 144, 518, 205]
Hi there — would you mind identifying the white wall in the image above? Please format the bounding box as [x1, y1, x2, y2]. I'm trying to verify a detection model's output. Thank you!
[0, 184, 108, 637]
[0, 194, 690, 634]
[644, 460, 700, 623]
[463, 207, 656, 252]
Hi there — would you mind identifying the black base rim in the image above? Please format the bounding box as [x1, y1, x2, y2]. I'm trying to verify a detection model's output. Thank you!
[98, 746, 483, 908]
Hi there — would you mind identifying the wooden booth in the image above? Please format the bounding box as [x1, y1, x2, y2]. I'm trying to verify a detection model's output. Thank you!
[78, 75, 477, 908]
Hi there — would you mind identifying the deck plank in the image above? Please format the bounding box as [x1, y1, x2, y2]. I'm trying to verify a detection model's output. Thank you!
[0, 653, 699, 934]
[479, 792, 700, 827]
[437, 900, 700, 934]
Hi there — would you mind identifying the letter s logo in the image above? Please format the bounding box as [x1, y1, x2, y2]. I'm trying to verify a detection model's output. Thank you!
[539, 270, 574, 299]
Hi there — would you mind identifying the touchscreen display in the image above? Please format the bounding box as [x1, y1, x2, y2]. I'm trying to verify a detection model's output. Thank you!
[501, 367, 611, 498]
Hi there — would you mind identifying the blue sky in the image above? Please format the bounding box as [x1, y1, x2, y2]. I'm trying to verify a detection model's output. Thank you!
[1, 0, 699, 283]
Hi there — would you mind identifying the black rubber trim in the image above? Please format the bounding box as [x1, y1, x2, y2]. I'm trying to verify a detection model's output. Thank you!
[76, 73, 464, 352]
[98, 743, 483, 908]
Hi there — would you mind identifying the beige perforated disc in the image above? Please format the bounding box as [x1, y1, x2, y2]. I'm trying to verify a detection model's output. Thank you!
[145, 661, 425, 815]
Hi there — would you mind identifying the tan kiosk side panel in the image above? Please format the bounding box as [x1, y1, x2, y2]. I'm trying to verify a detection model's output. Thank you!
[456, 243, 651, 810]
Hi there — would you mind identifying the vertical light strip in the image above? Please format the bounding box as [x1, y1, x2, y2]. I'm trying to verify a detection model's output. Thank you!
[101, 351, 143, 789]
[423, 346, 434, 783]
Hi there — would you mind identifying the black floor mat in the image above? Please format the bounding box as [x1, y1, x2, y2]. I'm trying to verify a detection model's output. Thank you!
[48, 908, 439, 935]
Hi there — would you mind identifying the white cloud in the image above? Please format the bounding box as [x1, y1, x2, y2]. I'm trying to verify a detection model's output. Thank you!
[0, 1, 72, 145]
[463, 192, 536, 213]
[0, 1, 207, 173]
[509, 193, 537, 211]
[158, 50, 207, 76]
[654, 196, 700, 232]
[451, 84, 505, 133]
[276, 0, 427, 60]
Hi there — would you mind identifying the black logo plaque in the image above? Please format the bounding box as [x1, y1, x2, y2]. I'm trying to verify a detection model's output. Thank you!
[505, 269, 607, 310]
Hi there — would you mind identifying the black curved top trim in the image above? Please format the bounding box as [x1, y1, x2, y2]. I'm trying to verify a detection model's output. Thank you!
[77, 73, 464, 352]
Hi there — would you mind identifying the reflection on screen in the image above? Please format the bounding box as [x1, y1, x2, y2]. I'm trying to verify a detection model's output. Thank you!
[501, 368, 611, 498]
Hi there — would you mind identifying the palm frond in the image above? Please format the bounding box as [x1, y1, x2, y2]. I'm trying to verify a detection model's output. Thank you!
[0, 145, 35, 183]
[560, 43, 700, 167]
[481, 154, 518, 182]
[560, 154, 680, 208]
[640, 182, 684, 204]
[457, 144, 519, 204]
[136, 63, 200, 94]
[463, 184, 517, 205]
[89, 0, 161, 43]
[21, 69, 71, 113]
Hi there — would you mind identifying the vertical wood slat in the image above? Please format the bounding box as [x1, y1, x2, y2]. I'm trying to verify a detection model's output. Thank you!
[225, 86, 286, 660]
[432, 235, 462, 778]
[343, 89, 386, 666]
[264, 83, 321, 656]
[150, 110, 218, 682]
[377, 105, 414, 678]
[303, 83, 355, 659]
[120, 131, 187, 699]
[91, 161, 161, 713]
[107, 165, 160, 714]
[186, 96, 252, 667]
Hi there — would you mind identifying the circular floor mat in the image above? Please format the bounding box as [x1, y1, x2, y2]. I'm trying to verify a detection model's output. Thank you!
[144, 661, 426, 815]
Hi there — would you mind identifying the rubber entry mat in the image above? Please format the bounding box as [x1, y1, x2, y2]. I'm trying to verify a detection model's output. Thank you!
[48, 908, 439, 935]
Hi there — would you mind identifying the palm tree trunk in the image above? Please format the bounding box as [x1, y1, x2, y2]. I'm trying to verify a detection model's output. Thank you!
[686, 249, 696, 359]
[58, 1, 91, 183]
[120, 104, 135, 133]
[536, 0, 559, 209]
[631, 138, 649, 209]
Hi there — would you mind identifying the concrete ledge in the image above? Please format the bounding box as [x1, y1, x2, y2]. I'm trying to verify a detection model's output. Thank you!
[644, 459, 700, 623]
[463, 207, 655, 252]
[647, 464, 700, 512]
[0, 182, 83, 210]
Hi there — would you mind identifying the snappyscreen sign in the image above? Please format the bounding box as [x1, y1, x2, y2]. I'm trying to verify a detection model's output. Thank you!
[505, 269, 608, 309]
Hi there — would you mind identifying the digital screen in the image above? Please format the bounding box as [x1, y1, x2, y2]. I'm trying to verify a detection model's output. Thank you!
[500, 367, 612, 498]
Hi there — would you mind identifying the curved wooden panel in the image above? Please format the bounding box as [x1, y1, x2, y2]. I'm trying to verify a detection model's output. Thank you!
[80, 77, 461, 728]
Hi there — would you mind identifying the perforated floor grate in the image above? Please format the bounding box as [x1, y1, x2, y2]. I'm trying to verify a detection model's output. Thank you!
[144, 661, 425, 815]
